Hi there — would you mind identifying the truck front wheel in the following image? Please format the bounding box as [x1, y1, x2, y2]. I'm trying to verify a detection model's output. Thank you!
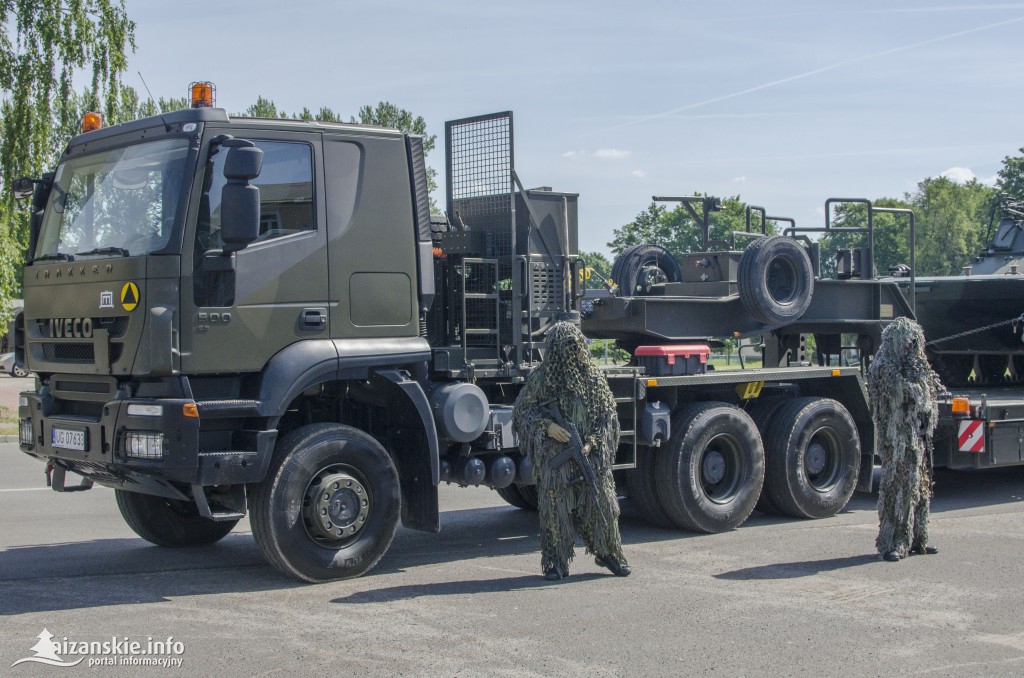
[655, 402, 764, 533]
[249, 423, 400, 583]
[762, 397, 860, 519]
[495, 484, 539, 511]
[115, 490, 238, 547]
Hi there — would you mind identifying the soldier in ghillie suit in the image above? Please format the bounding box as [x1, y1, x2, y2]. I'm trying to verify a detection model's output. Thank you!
[868, 317, 942, 562]
[512, 321, 630, 580]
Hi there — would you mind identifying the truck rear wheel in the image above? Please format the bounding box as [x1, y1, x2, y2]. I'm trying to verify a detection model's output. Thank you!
[655, 402, 764, 533]
[115, 490, 238, 547]
[625, 445, 675, 528]
[763, 397, 860, 519]
[745, 396, 790, 515]
[249, 423, 400, 582]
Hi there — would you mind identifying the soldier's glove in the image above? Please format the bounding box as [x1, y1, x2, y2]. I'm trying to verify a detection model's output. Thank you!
[546, 422, 571, 443]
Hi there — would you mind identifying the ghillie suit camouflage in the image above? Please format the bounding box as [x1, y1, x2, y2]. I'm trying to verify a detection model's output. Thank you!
[867, 317, 942, 561]
[512, 322, 629, 579]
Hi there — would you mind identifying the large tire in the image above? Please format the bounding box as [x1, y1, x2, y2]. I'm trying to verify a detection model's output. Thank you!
[495, 484, 538, 511]
[737, 236, 814, 324]
[763, 397, 860, 519]
[249, 423, 400, 582]
[116, 490, 238, 547]
[655, 402, 764, 533]
[611, 244, 682, 296]
[625, 445, 675, 528]
[516, 484, 539, 510]
[745, 396, 791, 515]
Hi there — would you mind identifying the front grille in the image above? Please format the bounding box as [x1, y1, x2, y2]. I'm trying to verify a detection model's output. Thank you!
[38, 342, 123, 365]
[44, 343, 95, 361]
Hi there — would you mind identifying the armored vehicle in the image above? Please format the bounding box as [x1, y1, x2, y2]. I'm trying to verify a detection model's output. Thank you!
[912, 197, 1024, 386]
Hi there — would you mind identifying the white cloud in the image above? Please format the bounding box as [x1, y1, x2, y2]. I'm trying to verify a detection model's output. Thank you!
[939, 166, 976, 183]
[562, 150, 582, 158]
[732, 176, 747, 184]
[938, 167, 998, 186]
[594, 148, 631, 160]
[631, 169, 648, 178]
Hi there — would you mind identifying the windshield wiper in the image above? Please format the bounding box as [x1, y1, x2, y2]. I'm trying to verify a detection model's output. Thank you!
[77, 246, 129, 257]
[30, 252, 74, 263]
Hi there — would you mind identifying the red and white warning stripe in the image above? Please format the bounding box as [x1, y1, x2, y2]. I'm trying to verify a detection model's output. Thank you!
[957, 420, 985, 453]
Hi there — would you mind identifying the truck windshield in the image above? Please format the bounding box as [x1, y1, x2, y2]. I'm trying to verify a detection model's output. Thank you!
[35, 138, 190, 259]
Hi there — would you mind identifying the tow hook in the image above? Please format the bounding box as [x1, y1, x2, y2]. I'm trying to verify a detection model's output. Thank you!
[45, 462, 53, 487]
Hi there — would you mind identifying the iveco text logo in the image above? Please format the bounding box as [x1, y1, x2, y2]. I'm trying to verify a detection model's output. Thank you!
[49, 318, 93, 339]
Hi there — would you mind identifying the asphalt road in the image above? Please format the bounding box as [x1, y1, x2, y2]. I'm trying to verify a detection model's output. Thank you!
[2, 442, 1023, 677]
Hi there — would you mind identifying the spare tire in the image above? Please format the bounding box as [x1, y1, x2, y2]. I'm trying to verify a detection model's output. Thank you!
[737, 236, 814, 324]
[611, 244, 683, 296]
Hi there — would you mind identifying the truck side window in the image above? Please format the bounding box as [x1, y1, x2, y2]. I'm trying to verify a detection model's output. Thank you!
[195, 140, 315, 255]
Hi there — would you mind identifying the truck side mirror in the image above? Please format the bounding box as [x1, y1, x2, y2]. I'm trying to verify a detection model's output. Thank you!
[11, 177, 34, 199]
[220, 141, 263, 253]
[25, 173, 53, 261]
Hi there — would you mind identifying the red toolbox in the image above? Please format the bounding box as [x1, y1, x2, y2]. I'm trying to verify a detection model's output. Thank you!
[634, 344, 711, 376]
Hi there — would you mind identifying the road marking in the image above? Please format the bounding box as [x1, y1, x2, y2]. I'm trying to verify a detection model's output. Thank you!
[0, 487, 50, 492]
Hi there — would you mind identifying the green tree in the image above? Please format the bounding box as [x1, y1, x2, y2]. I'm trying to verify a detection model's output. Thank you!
[997, 146, 1024, 199]
[579, 250, 612, 290]
[817, 180, 994, 279]
[910, 177, 994, 275]
[608, 195, 778, 257]
[244, 96, 281, 119]
[0, 0, 135, 319]
[817, 198, 916, 278]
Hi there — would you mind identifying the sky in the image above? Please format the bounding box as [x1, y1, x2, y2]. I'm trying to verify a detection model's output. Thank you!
[121, 0, 1024, 256]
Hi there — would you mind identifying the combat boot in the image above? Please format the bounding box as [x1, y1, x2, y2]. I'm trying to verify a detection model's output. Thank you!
[595, 554, 631, 577]
[543, 564, 568, 581]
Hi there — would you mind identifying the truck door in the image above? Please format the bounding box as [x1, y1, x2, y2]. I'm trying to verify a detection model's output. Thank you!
[181, 132, 329, 374]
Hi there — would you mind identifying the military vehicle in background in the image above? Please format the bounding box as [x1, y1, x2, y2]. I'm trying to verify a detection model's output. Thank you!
[901, 196, 1024, 470]
[913, 196, 1024, 386]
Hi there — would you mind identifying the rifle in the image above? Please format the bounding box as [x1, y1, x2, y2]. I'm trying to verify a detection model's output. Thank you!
[541, 398, 610, 530]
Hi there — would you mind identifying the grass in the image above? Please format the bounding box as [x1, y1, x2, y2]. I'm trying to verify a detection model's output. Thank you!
[0, 405, 18, 436]
[709, 356, 762, 370]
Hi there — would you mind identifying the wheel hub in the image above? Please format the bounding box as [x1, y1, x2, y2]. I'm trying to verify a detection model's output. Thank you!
[805, 441, 828, 476]
[305, 470, 370, 543]
[702, 450, 727, 485]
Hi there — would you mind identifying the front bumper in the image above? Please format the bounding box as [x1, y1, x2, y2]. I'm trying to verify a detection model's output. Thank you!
[18, 374, 273, 488]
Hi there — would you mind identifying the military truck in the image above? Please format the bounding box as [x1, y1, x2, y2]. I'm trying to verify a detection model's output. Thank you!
[11, 94, 912, 582]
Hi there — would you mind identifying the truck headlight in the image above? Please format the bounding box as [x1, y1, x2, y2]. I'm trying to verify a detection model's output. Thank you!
[124, 432, 164, 460]
[19, 419, 33, 447]
[127, 404, 163, 417]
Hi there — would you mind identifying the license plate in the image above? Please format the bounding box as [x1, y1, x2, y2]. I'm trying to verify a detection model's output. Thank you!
[52, 427, 87, 451]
